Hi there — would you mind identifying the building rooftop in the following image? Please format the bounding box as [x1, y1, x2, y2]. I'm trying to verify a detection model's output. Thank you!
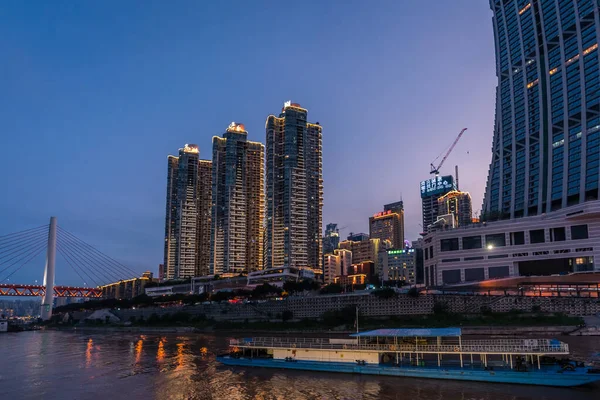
[350, 328, 462, 338]
[226, 122, 247, 133]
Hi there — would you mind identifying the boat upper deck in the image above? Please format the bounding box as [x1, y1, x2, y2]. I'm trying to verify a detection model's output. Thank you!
[230, 328, 570, 356]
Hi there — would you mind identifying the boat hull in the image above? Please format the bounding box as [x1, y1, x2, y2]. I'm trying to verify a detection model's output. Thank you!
[217, 356, 600, 387]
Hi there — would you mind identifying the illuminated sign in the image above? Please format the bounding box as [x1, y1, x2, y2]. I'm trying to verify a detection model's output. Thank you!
[373, 210, 393, 218]
[388, 249, 414, 255]
[420, 175, 455, 198]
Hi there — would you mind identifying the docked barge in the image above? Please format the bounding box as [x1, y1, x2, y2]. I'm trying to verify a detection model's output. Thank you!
[217, 328, 600, 387]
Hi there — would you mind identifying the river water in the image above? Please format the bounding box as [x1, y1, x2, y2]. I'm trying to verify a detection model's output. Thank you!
[0, 330, 599, 400]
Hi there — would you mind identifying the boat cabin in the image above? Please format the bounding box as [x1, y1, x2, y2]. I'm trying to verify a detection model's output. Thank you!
[230, 327, 570, 371]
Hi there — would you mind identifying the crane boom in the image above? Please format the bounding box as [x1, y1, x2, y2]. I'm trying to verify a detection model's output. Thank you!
[430, 128, 467, 175]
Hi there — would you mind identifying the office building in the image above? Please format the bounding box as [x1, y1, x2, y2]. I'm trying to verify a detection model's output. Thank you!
[381, 248, 416, 285]
[483, 0, 600, 218]
[265, 101, 323, 270]
[158, 264, 164, 282]
[339, 238, 382, 275]
[421, 175, 456, 231]
[210, 122, 265, 275]
[369, 201, 405, 249]
[423, 202, 599, 286]
[100, 272, 158, 300]
[437, 190, 473, 228]
[347, 232, 370, 241]
[323, 248, 352, 284]
[163, 144, 212, 280]
[323, 223, 340, 255]
[412, 239, 425, 284]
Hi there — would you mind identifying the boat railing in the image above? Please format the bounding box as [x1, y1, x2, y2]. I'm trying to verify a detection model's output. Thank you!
[229, 337, 569, 354]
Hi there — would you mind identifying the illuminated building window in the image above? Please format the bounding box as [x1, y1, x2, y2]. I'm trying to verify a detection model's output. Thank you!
[519, 3, 531, 15]
[565, 54, 580, 66]
[583, 43, 598, 56]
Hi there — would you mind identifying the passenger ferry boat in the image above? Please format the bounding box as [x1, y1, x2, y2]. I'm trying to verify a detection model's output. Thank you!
[217, 328, 600, 387]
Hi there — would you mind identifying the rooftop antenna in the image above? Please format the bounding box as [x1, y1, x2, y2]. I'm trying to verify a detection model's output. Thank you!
[455, 165, 460, 191]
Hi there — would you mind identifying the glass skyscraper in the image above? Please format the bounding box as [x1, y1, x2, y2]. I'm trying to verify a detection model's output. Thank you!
[483, 0, 600, 218]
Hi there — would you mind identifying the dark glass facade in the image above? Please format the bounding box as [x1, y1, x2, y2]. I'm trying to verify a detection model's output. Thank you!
[484, 0, 600, 217]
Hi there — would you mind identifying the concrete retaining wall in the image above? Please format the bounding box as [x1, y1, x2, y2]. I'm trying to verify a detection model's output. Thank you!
[105, 293, 600, 323]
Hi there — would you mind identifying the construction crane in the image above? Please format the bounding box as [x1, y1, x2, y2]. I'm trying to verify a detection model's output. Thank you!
[430, 128, 467, 175]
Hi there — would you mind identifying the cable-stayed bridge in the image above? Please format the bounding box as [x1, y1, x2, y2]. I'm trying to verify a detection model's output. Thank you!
[0, 217, 141, 319]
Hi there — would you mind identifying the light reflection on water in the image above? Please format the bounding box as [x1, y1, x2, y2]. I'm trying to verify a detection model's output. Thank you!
[0, 331, 598, 400]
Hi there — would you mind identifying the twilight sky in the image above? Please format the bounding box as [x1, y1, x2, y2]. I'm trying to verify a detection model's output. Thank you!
[0, 0, 497, 286]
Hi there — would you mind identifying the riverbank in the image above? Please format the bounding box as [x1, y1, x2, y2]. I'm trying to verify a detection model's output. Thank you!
[51, 310, 589, 335]
[56, 324, 581, 336]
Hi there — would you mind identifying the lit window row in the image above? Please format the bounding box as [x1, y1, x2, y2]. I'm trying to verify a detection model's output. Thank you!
[519, 3, 531, 15]
[583, 43, 598, 56]
[549, 44, 598, 76]
[526, 78, 539, 89]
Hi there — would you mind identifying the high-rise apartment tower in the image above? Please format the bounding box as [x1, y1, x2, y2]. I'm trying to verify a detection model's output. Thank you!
[265, 101, 323, 270]
[163, 144, 212, 279]
[210, 123, 265, 275]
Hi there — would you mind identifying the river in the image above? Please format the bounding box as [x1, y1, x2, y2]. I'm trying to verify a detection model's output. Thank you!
[0, 330, 598, 399]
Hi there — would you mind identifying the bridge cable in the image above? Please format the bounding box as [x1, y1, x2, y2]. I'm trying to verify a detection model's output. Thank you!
[56, 232, 120, 284]
[0, 230, 47, 255]
[55, 230, 130, 281]
[57, 226, 140, 277]
[55, 230, 135, 281]
[0, 226, 48, 250]
[0, 234, 48, 275]
[0, 225, 49, 244]
[54, 237, 106, 286]
[0, 230, 48, 259]
[0, 240, 48, 283]
[55, 242, 99, 287]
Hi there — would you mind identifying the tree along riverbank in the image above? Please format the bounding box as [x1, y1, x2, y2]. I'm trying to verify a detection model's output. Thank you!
[53, 309, 584, 336]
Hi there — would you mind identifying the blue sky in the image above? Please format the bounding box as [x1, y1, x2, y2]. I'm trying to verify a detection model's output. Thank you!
[0, 0, 497, 286]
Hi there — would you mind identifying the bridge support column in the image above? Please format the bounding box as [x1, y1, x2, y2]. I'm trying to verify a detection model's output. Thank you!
[40, 217, 57, 320]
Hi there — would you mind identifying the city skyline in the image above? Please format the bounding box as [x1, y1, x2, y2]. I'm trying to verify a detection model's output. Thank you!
[0, 1, 496, 285]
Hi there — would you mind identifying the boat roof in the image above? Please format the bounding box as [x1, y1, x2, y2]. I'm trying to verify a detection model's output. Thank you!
[350, 328, 462, 338]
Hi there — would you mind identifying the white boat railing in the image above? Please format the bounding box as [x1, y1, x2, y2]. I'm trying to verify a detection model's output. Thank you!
[229, 337, 569, 355]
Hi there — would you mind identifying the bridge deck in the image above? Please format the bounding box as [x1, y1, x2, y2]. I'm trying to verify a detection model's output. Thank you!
[0, 284, 102, 297]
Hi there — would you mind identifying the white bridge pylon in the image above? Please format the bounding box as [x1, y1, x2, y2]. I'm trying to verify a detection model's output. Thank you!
[40, 216, 57, 320]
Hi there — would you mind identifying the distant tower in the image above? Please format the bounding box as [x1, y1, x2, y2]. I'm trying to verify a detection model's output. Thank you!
[369, 201, 405, 249]
[437, 190, 473, 227]
[323, 223, 340, 255]
[265, 101, 323, 270]
[420, 175, 456, 230]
